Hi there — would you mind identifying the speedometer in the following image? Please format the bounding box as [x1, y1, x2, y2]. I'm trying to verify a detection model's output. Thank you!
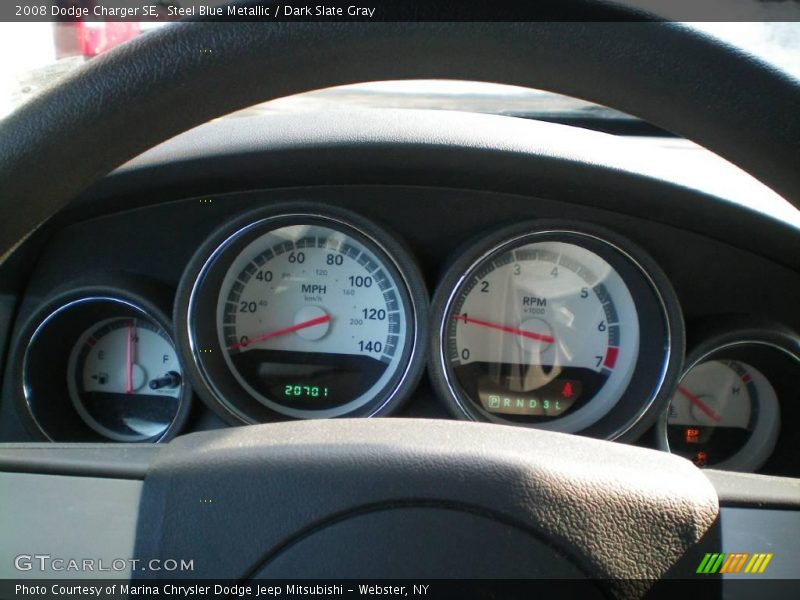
[429, 221, 684, 439]
[175, 204, 428, 423]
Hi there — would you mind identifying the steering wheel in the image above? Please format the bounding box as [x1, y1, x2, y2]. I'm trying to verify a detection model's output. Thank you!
[1, 16, 798, 595]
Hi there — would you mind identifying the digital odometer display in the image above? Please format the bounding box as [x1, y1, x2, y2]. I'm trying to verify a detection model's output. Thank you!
[281, 383, 330, 399]
[179, 207, 427, 423]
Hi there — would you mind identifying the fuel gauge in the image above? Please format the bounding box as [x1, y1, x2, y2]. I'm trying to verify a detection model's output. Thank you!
[68, 317, 184, 441]
[19, 289, 191, 443]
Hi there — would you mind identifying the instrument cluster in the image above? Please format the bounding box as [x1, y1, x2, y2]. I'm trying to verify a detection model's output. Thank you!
[9, 201, 800, 474]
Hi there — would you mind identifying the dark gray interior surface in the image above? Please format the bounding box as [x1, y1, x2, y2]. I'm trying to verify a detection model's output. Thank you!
[0, 422, 796, 592]
[132, 419, 718, 595]
[0, 23, 798, 261]
[0, 471, 141, 580]
[40, 111, 800, 274]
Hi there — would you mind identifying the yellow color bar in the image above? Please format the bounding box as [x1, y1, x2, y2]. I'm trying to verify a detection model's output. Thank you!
[745, 553, 774, 574]
[758, 553, 773, 573]
[745, 554, 763, 573]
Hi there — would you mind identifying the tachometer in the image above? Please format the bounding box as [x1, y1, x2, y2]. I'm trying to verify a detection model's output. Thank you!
[430, 221, 683, 439]
[175, 204, 428, 423]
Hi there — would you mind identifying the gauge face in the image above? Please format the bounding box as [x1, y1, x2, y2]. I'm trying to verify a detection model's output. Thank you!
[179, 207, 428, 423]
[218, 223, 408, 417]
[431, 224, 681, 438]
[663, 359, 780, 471]
[444, 240, 638, 430]
[67, 317, 184, 442]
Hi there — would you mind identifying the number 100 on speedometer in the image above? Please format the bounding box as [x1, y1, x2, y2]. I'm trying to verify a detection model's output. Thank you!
[176, 206, 428, 424]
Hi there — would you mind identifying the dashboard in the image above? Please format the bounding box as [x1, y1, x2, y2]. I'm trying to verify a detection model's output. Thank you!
[1, 112, 799, 480]
[0, 111, 800, 476]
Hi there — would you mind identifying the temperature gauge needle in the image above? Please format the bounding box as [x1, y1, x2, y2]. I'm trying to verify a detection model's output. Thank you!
[677, 386, 721, 422]
[453, 314, 555, 344]
[229, 314, 331, 351]
[126, 320, 134, 394]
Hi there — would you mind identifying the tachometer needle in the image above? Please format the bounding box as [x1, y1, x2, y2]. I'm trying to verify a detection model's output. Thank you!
[453, 314, 555, 344]
[126, 319, 134, 394]
[677, 386, 721, 422]
[229, 314, 331, 351]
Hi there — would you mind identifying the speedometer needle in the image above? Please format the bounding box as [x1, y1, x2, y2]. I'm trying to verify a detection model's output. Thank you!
[677, 386, 721, 422]
[453, 314, 555, 344]
[229, 314, 331, 351]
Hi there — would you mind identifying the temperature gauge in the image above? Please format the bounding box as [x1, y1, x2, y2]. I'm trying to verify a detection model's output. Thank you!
[660, 358, 780, 471]
[67, 317, 184, 442]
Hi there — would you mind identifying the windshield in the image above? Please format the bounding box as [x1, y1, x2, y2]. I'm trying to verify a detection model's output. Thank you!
[1, 22, 798, 122]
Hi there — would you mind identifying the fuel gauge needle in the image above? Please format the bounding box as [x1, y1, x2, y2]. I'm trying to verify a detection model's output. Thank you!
[126, 320, 134, 394]
[678, 386, 721, 422]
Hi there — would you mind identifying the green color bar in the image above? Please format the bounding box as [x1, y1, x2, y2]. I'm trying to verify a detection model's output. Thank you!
[710, 553, 725, 573]
[697, 553, 723, 574]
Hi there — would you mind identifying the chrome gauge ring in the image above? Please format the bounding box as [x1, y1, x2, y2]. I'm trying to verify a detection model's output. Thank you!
[429, 220, 684, 440]
[19, 290, 191, 443]
[174, 203, 429, 424]
[658, 331, 799, 472]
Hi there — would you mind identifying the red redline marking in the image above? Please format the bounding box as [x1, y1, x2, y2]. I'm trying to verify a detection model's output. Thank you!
[229, 314, 331, 351]
[741, 374, 752, 383]
[452, 314, 555, 344]
[677, 386, 721, 423]
[604, 346, 619, 369]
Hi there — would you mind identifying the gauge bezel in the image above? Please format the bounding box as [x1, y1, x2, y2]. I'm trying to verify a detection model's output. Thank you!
[174, 203, 429, 425]
[657, 329, 798, 472]
[16, 284, 192, 443]
[429, 220, 685, 440]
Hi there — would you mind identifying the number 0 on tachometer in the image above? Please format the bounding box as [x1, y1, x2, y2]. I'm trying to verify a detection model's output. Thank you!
[429, 221, 683, 439]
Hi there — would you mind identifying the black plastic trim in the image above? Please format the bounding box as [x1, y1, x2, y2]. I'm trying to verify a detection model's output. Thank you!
[705, 469, 800, 510]
[0, 444, 158, 480]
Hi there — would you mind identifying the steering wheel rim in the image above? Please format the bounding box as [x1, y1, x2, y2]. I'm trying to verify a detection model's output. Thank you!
[0, 20, 798, 262]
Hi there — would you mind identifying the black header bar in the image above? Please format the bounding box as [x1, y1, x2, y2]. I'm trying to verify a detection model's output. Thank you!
[4, 0, 800, 23]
